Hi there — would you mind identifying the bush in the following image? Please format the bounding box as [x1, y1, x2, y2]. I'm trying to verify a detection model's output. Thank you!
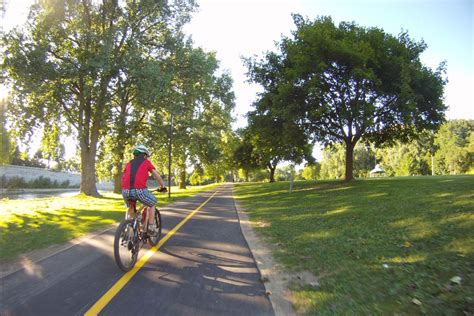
[5, 176, 28, 189]
[0, 176, 76, 189]
[189, 172, 201, 186]
[31, 176, 52, 188]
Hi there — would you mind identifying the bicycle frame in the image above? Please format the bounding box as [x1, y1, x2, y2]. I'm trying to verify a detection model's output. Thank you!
[124, 201, 141, 238]
[131, 200, 145, 222]
[128, 200, 158, 240]
[114, 197, 162, 271]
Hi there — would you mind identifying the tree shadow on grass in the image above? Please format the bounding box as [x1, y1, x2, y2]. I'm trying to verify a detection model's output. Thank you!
[0, 208, 124, 262]
[238, 176, 474, 314]
[0, 187, 217, 263]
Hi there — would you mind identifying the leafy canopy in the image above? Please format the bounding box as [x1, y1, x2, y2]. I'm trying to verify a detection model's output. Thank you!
[2, 0, 196, 194]
[246, 15, 447, 181]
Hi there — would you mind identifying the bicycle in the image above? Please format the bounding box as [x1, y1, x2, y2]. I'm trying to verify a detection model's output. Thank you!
[114, 187, 167, 272]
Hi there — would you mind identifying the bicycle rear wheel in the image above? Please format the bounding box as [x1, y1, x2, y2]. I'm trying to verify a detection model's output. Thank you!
[114, 219, 138, 272]
[147, 210, 162, 247]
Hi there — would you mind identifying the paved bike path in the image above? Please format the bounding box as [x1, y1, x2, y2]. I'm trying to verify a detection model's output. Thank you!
[0, 184, 274, 315]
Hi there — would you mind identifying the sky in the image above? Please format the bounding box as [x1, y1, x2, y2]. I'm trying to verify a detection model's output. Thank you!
[1, 0, 473, 158]
[183, 0, 474, 128]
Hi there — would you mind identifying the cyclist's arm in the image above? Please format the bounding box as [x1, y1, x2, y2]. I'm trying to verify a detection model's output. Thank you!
[151, 169, 166, 188]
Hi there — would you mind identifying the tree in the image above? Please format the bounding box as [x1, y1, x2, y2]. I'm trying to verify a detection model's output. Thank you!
[233, 130, 261, 182]
[246, 15, 447, 181]
[245, 105, 314, 182]
[415, 130, 437, 175]
[320, 144, 345, 179]
[376, 140, 431, 176]
[301, 163, 321, 180]
[150, 43, 234, 189]
[40, 123, 66, 169]
[99, 52, 174, 193]
[468, 130, 474, 174]
[0, 98, 13, 165]
[318, 142, 377, 179]
[353, 143, 376, 177]
[2, 0, 195, 195]
[434, 120, 473, 174]
[218, 130, 240, 182]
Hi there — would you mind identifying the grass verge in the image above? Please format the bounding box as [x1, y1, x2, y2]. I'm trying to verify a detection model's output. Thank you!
[234, 176, 473, 315]
[0, 184, 220, 262]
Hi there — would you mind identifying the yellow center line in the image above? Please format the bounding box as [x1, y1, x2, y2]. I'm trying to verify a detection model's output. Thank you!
[84, 190, 219, 316]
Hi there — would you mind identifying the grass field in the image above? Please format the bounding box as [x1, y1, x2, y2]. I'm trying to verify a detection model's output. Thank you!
[0, 184, 219, 261]
[234, 176, 474, 315]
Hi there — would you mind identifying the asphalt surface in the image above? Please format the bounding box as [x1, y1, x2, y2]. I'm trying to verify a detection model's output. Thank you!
[0, 184, 274, 316]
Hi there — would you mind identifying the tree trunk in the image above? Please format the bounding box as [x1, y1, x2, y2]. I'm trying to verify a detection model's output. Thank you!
[81, 148, 99, 196]
[112, 140, 126, 194]
[344, 141, 355, 181]
[289, 166, 294, 193]
[431, 154, 435, 176]
[179, 169, 186, 189]
[113, 163, 123, 194]
[112, 100, 129, 194]
[269, 164, 276, 183]
[112, 148, 125, 194]
[78, 76, 108, 196]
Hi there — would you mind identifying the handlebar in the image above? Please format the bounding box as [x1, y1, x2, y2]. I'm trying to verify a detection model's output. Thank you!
[155, 187, 168, 193]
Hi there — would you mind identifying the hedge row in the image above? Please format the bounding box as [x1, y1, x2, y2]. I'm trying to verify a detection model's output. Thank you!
[0, 175, 79, 189]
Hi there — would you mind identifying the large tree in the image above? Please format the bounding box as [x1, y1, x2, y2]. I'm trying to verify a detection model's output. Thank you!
[2, 0, 194, 195]
[246, 15, 447, 181]
[152, 43, 234, 189]
[243, 97, 314, 183]
[98, 53, 173, 193]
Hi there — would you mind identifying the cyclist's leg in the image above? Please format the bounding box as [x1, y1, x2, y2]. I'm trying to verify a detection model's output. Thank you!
[148, 206, 156, 224]
[136, 189, 157, 228]
[122, 189, 137, 218]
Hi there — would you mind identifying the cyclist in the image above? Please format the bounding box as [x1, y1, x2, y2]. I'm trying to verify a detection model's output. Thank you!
[121, 144, 166, 235]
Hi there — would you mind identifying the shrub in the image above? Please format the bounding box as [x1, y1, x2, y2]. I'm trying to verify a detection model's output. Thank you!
[5, 176, 28, 189]
[0, 176, 75, 189]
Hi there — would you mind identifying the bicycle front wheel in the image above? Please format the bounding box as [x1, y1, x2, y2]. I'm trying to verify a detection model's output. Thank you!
[114, 219, 138, 272]
[147, 210, 162, 247]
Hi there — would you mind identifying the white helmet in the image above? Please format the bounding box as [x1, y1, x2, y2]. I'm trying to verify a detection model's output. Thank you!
[133, 144, 150, 156]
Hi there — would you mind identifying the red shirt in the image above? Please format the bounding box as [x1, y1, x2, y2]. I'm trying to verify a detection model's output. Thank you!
[121, 157, 156, 189]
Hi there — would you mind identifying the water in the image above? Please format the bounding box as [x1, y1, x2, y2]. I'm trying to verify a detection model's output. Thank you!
[0, 190, 116, 200]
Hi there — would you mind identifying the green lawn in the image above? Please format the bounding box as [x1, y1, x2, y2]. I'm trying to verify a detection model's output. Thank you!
[0, 184, 219, 261]
[234, 176, 474, 315]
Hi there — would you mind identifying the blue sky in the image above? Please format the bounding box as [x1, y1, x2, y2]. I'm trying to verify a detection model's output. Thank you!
[185, 0, 474, 127]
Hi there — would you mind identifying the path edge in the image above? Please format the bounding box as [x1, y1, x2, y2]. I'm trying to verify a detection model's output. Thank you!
[0, 224, 118, 279]
[231, 184, 296, 316]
